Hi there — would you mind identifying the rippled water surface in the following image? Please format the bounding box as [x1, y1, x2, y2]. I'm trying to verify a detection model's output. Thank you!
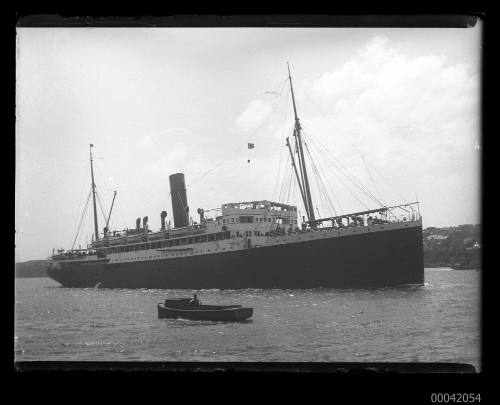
[14, 269, 480, 368]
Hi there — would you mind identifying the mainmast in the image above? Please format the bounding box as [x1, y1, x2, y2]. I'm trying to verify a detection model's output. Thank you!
[287, 63, 315, 222]
[89, 144, 99, 240]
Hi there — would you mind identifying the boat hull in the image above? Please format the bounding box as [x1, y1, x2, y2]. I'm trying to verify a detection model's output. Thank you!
[47, 224, 424, 289]
[157, 303, 252, 321]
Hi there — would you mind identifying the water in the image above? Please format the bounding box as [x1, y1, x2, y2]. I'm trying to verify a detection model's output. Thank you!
[14, 269, 480, 368]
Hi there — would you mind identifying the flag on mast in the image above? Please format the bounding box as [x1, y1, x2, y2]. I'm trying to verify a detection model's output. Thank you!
[248, 143, 254, 149]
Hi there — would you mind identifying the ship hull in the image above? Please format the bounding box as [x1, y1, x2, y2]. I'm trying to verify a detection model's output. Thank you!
[47, 225, 424, 289]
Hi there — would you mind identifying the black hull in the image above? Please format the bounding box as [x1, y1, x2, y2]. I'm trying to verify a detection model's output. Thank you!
[47, 225, 424, 289]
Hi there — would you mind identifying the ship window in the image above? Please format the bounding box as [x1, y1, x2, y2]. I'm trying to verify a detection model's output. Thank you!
[231, 218, 234, 223]
[208, 234, 215, 242]
[146, 243, 151, 250]
[239, 216, 253, 223]
[174, 239, 180, 246]
[180, 238, 187, 245]
[268, 218, 271, 222]
[188, 237, 193, 244]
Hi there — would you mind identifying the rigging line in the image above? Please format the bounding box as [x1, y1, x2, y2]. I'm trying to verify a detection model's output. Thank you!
[70, 162, 90, 241]
[273, 142, 286, 202]
[189, 81, 292, 192]
[315, 152, 343, 214]
[303, 131, 366, 204]
[311, 145, 371, 211]
[304, 133, 343, 213]
[361, 154, 385, 205]
[280, 156, 289, 203]
[302, 88, 406, 202]
[69, 180, 90, 251]
[285, 160, 295, 205]
[71, 192, 91, 250]
[274, 90, 292, 199]
[303, 143, 325, 213]
[111, 198, 128, 230]
[272, 97, 291, 202]
[304, 92, 408, 203]
[95, 192, 109, 230]
[315, 160, 338, 217]
[187, 142, 245, 188]
[302, 88, 367, 157]
[305, 135, 370, 211]
[302, 126, 378, 204]
[303, 128, 385, 207]
[303, 140, 337, 217]
[71, 190, 91, 250]
[314, 164, 336, 217]
[284, 155, 294, 204]
[366, 159, 409, 204]
[277, 152, 291, 203]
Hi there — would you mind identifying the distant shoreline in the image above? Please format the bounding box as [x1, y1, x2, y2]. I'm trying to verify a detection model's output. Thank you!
[15, 260, 48, 278]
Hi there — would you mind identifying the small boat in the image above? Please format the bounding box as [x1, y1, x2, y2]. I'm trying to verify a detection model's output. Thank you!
[157, 298, 253, 322]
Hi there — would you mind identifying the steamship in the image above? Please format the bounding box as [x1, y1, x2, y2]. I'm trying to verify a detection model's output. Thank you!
[47, 66, 424, 289]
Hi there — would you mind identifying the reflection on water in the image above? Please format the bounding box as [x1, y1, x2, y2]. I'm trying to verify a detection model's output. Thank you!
[14, 269, 480, 368]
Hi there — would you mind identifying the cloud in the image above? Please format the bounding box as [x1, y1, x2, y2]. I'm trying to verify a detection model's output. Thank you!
[138, 133, 155, 147]
[294, 35, 480, 217]
[235, 100, 273, 132]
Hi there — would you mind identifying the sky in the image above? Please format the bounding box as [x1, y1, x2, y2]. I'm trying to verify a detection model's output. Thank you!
[16, 26, 481, 262]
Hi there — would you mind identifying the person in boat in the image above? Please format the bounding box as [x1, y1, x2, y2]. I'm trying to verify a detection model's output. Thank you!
[189, 293, 201, 307]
